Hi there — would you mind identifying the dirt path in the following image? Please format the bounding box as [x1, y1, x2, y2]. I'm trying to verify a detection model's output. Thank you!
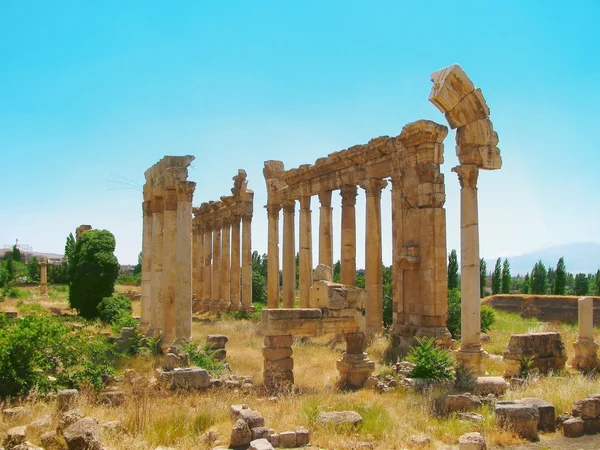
[501, 434, 600, 449]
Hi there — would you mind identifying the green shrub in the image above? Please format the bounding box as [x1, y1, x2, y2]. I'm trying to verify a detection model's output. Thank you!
[480, 305, 496, 333]
[182, 342, 226, 375]
[406, 337, 454, 381]
[68, 229, 120, 319]
[97, 294, 132, 324]
[252, 271, 267, 304]
[446, 288, 461, 339]
[0, 315, 117, 398]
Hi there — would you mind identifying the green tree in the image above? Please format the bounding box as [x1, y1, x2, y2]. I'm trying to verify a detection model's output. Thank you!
[552, 257, 567, 295]
[64, 232, 76, 281]
[573, 273, 589, 296]
[133, 251, 142, 277]
[501, 259, 511, 294]
[333, 260, 341, 283]
[68, 230, 120, 319]
[480, 258, 487, 298]
[448, 249, 459, 290]
[11, 245, 22, 263]
[521, 273, 530, 294]
[27, 257, 40, 282]
[530, 260, 548, 294]
[547, 267, 555, 291]
[491, 258, 502, 295]
[595, 270, 600, 296]
[382, 265, 393, 328]
[251, 271, 267, 304]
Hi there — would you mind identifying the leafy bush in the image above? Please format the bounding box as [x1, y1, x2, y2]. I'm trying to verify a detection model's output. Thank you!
[252, 271, 267, 304]
[182, 342, 226, 375]
[0, 315, 117, 398]
[116, 273, 141, 285]
[406, 337, 454, 381]
[97, 294, 132, 324]
[480, 305, 496, 333]
[69, 229, 120, 319]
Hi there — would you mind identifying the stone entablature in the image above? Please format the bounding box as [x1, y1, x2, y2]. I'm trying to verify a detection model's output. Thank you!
[141, 155, 196, 350]
[264, 120, 451, 345]
[192, 169, 254, 312]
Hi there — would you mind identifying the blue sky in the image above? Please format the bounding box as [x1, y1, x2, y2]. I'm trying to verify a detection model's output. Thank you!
[1, 1, 598, 266]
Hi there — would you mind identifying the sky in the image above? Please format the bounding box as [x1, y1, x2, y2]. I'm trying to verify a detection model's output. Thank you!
[0, 1, 599, 266]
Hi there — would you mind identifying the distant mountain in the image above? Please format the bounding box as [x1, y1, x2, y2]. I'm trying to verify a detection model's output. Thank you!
[485, 242, 600, 276]
[0, 248, 64, 262]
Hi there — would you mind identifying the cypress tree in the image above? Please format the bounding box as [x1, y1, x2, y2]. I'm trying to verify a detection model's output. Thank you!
[552, 257, 567, 295]
[480, 258, 487, 298]
[521, 273, 530, 294]
[501, 259, 511, 294]
[573, 273, 589, 296]
[531, 260, 548, 294]
[448, 249, 459, 290]
[491, 258, 502, 295]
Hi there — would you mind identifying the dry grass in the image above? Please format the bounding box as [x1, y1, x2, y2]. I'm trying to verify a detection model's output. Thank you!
[3, 289, 600, 449]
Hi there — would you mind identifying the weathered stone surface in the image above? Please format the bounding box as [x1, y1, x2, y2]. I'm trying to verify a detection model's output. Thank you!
[583, 418, 600, 434]
[28, 415, 52, 431]
[317, 411, 363, 428]
[264, 357, 294, 372]
[295, 427, 310, 446]
[263, 335, 293, 348]
[57, 409, 84, 434]
[458, 431, 487, 450]
[495, 403, 540, 441]
[473, 376, 507, 396]
[40, 431, 64, 450]
[457, 412, 484, 423]
[410, 435, 430, 447]
[101, 420, 125, 434]
[63, 417, 102, 450]
[580, 397, 600, 419]
[429, 64, 475, 113]
[278, 431, 296, 448]
[159, 367, 211, 389]
[503, 332, 567, 377]
[249, 438, 274, 450]
[3, 407, 29, 419]
[97, 390, 125, 406]
[521, 398, 556, 431]
[163, 352, 190, 370]
[12, 442, 44, 450]
[313, 264, 332, 282]
[445, 88, 490, 129]
[57, 390, 78, 412]
[562, 418, 585, 438]
[434, 393, 482, 416]
[261, 347, 293, 361]
[229, 404, 249, 421]
[250, 427, 270, 441]
[230, 419, 252, 449]
[206, 334, 229, 349]
[269, 433, 279, 448]
[238, 409, 265, 429]
[4, 426, 27, 448]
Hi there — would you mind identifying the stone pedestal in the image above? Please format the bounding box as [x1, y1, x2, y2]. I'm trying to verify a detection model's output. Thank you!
[340, 186, 357, 286]
[267, 205, 281, 308]
[336, 332, 375, 388]
[298, 196, 312, 308]
[572, 297, 599, 372]
[40, 261, 48, 297]
[230, 218, 241, 309]
[263, 335, 294, 393]
[282, 202, 296, 308]
[318, 191, 333, 271]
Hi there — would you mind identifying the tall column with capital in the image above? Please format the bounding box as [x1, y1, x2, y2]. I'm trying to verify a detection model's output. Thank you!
[318, 191, 333, 270]
[282, 200, 296, 308]
[40, 261, 48, 296]
[230, 216, 241, 309]
[149, 192, 164, 336]
[174, 181, 195, 343]
[390, 175, 404, 331]
[298, 195, 312, 307]
[162, 188, 178, 348]
[221, 216, 231, 308]
[212, 221, 222, 308]
[360, 179, 387, 332]
[267, 204, 281, 308]
[193, 222, 204, 303]
[140, 185, 153, 327]
[241, 208, 253, 310]
[340, 186, 357, 286]
[203, 223, 213, 305]
[452, 164, 488, 374]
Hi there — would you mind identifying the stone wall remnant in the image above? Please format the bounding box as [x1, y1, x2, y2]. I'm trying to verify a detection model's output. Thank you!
[502, 332, 567, 377]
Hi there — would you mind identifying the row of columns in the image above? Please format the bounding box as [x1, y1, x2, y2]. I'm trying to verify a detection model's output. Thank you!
[267, 179, 388, 331]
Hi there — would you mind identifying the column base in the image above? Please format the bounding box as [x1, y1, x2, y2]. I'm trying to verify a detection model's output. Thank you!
[336, 352, 375, 389]
[571, 339, 600, 373]
[455, 346, 489, 376]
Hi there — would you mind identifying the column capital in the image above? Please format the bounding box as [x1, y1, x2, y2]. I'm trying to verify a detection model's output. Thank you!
[282, 200, 296, 214]
[266, 203, 282, 216]
[359, 178, 388, 197]
[340, 185, 358, 207]
[164, 188, 178, 211]
[318, 190, 332, 208]
[176, 181, 196, 203]
[452, 164, 479, 189]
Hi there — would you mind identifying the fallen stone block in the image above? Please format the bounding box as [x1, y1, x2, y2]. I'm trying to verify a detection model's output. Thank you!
[495, 402, 539, 441]
[158, 367, 211, 389]
[458, 431, 487, 450]
[249, 438, 274, 450]
[230, 419, 252, 449]
[317, 411, 363, 428]
[57, 409, 84, 435]
[278, 431, 297, 448]
[4, 426, 27, 448]
[521, 398, 556, 432]
[473, 376, 507, 396]
[295, 426, 310, 446]
[434, 393, 482, 416]
[63, 417, 102, 450]
[40, 431, 64, 450]
[562, 417, 585, 438]
[57, 390, 78, 412]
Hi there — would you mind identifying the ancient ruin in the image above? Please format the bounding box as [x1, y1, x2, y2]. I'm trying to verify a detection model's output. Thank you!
[429, 64, 502, 374]
[141, 156, 196, 349]
[192, 170, 254, 312]
[39, 260, 48, 297]
[264, 120, 451, 346]
[571, 296, 600, 372]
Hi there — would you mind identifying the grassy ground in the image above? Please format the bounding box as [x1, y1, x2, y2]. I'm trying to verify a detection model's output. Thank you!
[1, 287, 600, 449]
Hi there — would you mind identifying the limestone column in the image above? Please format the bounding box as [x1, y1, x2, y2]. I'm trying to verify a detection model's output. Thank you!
[282, 200, 296, 308]
[390, 175, 404, 331]
[452, 164, 488, 374]
[149, 192, 164, 336]
[267, 204, 281, 308]
[340, 186, 358, 286]
[194, 223, 204, 301]
[203, 222, 213, 304]
[298, 195, 312, 308]
[212, 220, 222, 307]
[360, 178, 387, 332]
[40, 261, 48, 296]
[318, 191, 334, 270]
[140, 187, 152, 327]
[221, 216, 231, 308]
[230, 216, 241, 309]
[174, 181, 195, 343]
[241, 210, 253, 310]
[162, 188, 178, 348]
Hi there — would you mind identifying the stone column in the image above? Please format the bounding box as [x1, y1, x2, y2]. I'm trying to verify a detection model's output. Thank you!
[40, 261, 48, 296]
[194, 223, 204, 302]
[298, 195, 312, 308]
[360, 178, 387, 332]
[572, 296, 599, 372]
[221, 216, 231, 308]
[212, 221, 222, 308]
[174, 181, 195, 344]
[318, 191, 334, 270]
[340, 185, 358, 286]
[230, 216, 241, 310]
[140, 187, 152, 327]
[203, 223, 213, 305]
[282, 200, 296, 308]
[453, 164, 488, 374]
[267, 204, 281, 308]
[162, 188, 178, 348]
[241, 211, 253, 310]
[390, 175, 404, 332]
[149, 192, 164, 336]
